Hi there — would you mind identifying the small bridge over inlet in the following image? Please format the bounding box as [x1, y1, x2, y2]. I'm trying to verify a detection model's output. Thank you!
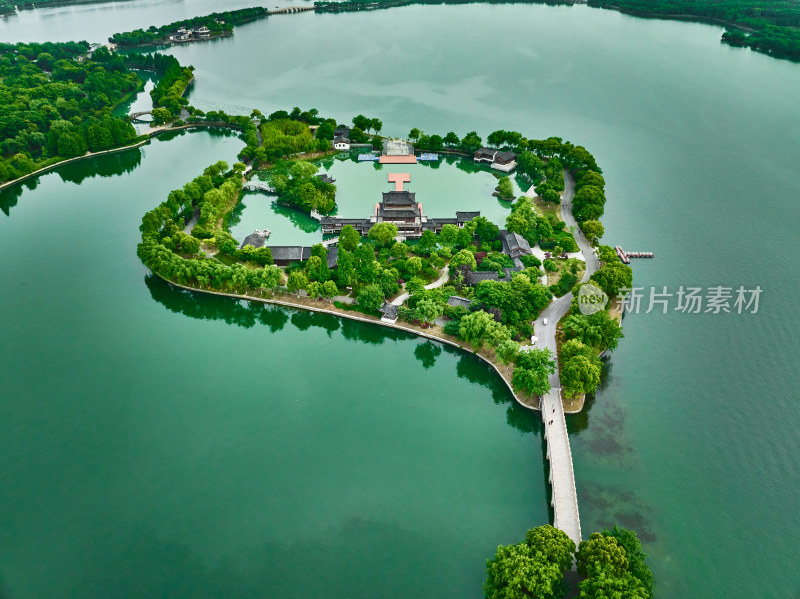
[268, 6, 315, 14]
[128, 110, 154, 122]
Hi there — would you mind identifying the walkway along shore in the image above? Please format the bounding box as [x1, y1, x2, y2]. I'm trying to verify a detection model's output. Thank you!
[156, 272, 532, 407]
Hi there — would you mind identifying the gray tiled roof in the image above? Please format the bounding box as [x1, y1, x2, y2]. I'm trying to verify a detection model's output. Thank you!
[326, 245, 339, 269]
[381, 191, 416, 205]
[379, 302, 398, 319]
[447, 295, 471, 309]
[239, 231, 268, 249]
[496, 151, 517, 162]
[268, 246, 311, 261]
[501, 231, 532, 259]
[474, 147, 497, 159]
[464, 267, 523, 285]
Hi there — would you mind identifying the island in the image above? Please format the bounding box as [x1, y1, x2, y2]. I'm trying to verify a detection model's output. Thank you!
[0, 37, 649, 599]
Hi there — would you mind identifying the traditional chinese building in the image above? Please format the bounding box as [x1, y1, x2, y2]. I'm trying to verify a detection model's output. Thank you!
[380, 138, 417, 164]
[473, 147, 517, 172]
[319, 174, 480, 238]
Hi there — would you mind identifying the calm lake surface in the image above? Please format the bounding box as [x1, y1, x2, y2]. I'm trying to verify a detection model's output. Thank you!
[2, 2, 800, 598]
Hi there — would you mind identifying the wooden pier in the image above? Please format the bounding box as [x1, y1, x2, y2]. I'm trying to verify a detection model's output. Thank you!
[615, 246, 654, 264]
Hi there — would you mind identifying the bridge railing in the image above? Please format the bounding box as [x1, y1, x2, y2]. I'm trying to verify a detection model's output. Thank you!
[544, 391, 582, 544]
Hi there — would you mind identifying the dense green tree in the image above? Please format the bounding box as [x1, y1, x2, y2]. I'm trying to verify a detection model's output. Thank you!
[512, 347, 555, 396]
[287, 271, 308, 295]
[450, 248, 477, 271]
[505, 197, 538, 242]
[416, 298, 443, 325]
[406, 255, 423, 276]
[577, 533, 629, 579]
[561, 354, 602, 398]
[322, 279, 339, 299]
[352, 114, 370, 131]
[525, 526, 577, 573]
[562, 312, 623, 351]
[573, 185, 606, 221]
[357, 283, 384, 312]
[443, 131, 460, 146]
[472, 216, 500, 243]
[542, 188, 560, 204]
[390, 241, 409, 259]
[517, 150, 544, 181]
[497, 176, 514, 200]
[336, 249, 356, 287]
[305, 255, 330, 282]
[339, 224, 361, 252]
[368, 222, 398, 246]
[306, 280, 321, 299]
[460, 131, 482, 153]
[484, 525, 575, 599]
[408, 127, 420, 141]
[317, 121, 334, 139]
[602, 526, 654, 598]
[579, 571, 648, 599]
[459, 310, 511, 349]
[416, 230, 439, 255]
[439, 223, 460, 245]
[580, 220, 604, 245]
[496, 339, 520, 366]
[589, 261, 633, 298]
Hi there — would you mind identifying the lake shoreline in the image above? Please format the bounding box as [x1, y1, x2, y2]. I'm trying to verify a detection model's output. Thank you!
[151, 272, 579, 414]
[0, 122, 244, 192]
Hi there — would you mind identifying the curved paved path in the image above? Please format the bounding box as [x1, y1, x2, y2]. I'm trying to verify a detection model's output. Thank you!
[531, 171, 600, 547]
[391, 268, 449, 306]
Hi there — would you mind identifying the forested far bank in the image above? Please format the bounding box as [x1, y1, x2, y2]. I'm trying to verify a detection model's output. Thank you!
[108, 7, 269, 47]
[0, 42, 140, 183]
[314, 0, 800, 61]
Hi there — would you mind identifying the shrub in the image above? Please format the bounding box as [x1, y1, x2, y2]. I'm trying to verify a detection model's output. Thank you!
[555, 232, 578, 252]
[191, 224, 213, 239]
[543, 259, 558, 272]
[520, 254, 541, 268]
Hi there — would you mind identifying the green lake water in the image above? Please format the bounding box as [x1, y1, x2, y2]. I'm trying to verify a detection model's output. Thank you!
[2, 3, 800, 598]
[0, 131, 545, 599]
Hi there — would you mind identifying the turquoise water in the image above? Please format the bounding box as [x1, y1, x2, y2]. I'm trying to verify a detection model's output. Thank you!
[1, 2, 800, 597]
[0, 130, 545, 599]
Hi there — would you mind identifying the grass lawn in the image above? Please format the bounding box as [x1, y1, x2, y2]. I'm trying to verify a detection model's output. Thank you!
[546, 258, 585, 290]
[531, 193, 563, 221]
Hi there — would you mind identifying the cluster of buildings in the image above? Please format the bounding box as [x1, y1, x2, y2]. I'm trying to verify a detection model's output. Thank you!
[318, 173, 478, 238]
[237, 232, 341, 269]
[330, 128, 516, 174]
[167, 25, 213, 42]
